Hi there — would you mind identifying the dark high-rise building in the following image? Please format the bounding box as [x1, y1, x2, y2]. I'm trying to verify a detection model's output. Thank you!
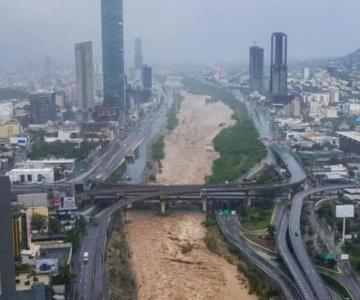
[0, 176, 46, 300]
[134, 38, 144, 70]
[270, 32, 288, 99]
[30, 94, 49, 124]
[48, 92, 57, 121]
[30, 93, 56, 124]
[142, 65, 152, 90]
[75, 41, 95, 111]
[101, 0, 126, 111]
[0, 177, 16, 299]
[249, 46, 264, 92]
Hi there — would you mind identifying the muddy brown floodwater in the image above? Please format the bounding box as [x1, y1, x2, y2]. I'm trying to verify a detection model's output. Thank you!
[156, 92, 235, 185]
[125, 92, 257, 299]
[127, 211, 257, 300]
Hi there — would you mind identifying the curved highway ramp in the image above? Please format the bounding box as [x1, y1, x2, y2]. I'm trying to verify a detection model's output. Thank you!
[217, 215, 303, 299]
[289, 184, 356, 300]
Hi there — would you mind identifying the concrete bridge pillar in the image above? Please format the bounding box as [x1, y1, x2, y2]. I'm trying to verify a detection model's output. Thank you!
[247, 190, 256, 207]
[160, 194, 168, 214]
[247, 198, 252, 207]
[201, 191, 207, 212]
[202, 197, 207, 212]
[160, 200, 166, 214]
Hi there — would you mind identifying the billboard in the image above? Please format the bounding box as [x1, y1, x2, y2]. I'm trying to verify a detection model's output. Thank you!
[35, 259, 58, 274]
[62, 196, 77, 210]
[52, 197, 61, 207]
[336, 205, 355, 218]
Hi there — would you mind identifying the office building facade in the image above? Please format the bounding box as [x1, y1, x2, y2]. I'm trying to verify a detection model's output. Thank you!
[134, 38, 144, 70]
[101, 0, 126, 112]
[44, 56, 55, 80]
[270, 32, 288, 99]
[0, 177, 16, 298]
[30, 93, 56, 124]
[75, 41, 95, 111]
[142, 65, 152, 90]
[249, 46, 264, 92]
[30, 94, 49, 124]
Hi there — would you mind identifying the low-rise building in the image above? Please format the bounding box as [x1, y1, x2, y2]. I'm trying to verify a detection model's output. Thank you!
[20, 159, 75, 175]
[338, 131, 360, 155]
[80, 122, 113, 141]
[0, 102, 14, 122]
[10, 134, 29, 147]
[0, 119, 21, 139]
[44, 130, 82, 144]
[313, 164, 349, 182]
[17, 193, 49, 208]
[6, 167, 54, 184]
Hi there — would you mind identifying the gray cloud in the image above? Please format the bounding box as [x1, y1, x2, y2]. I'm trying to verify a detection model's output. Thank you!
[0, 0, 359, 67]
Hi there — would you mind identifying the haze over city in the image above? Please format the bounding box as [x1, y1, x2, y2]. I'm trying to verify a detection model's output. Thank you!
[1, 0, 360, 67]
[2, 0, 360, 300]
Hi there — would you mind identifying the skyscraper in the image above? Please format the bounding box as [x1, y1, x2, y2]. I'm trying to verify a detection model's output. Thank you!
[75, 41, 95, 111]
[0, 177, 16, 299]
[249, 46, 264, 92]
[142, 65, 152, 90]
[101, 0, 126, 111]
[44, 56, 55, 79]
[30, 94, 50, 124]
[270, 32, 288, 99]
[134, 38, 144, 70]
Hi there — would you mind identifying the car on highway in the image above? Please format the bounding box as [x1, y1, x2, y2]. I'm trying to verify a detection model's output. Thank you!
[83, 252, 89, 263]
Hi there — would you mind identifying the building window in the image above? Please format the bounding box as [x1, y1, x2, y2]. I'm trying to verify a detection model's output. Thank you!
[20, 174, 25, 182]
[27, 174, 32, 182]
[37, 174, 43, 182]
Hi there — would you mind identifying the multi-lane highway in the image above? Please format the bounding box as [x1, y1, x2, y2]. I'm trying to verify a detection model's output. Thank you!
[277, 212, 316, 300]
[72, 88, 174, 300]
[310, 194, 360, 299]
[288, 184, 356, 300]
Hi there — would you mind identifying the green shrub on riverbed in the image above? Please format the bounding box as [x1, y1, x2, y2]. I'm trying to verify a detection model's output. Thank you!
[151, 136, 165, 162]
[182, 78, 266, 184]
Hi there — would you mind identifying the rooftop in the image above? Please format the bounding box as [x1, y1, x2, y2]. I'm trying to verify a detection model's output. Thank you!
[338, 131, 360, 142]
[26, 159, 75, 164]
[16, 274, 49, 291]
[7, 167, 54, 173]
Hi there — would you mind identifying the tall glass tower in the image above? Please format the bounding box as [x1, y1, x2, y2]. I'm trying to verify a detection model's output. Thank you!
[101, 0, 126, 111]
[134, 38, 144, 70]
[270, 32, 288, 97]
[249, 46, 264, 92]
[75, 41, 95, 111]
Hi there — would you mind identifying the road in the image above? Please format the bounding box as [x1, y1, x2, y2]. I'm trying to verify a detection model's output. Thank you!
[310, 196, 360, 299]
[217, 215, 303, 299]
[75, 91, 172, 183]
[277, 212, 316, 300]
[72, 88, 174, 300]
[288, 184, 356, 300]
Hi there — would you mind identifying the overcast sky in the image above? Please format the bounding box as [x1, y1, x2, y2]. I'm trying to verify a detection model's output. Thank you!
[1, 0, 359, 68]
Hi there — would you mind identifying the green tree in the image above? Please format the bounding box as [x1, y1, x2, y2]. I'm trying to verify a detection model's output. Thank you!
[31, 214, 47, 231]
[58, 265, 76, 289]
[48, 217, 62, 234]
[267, 224, 276, 239]
[77, 215, 87, 236]
[65, 230, 80, 250]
